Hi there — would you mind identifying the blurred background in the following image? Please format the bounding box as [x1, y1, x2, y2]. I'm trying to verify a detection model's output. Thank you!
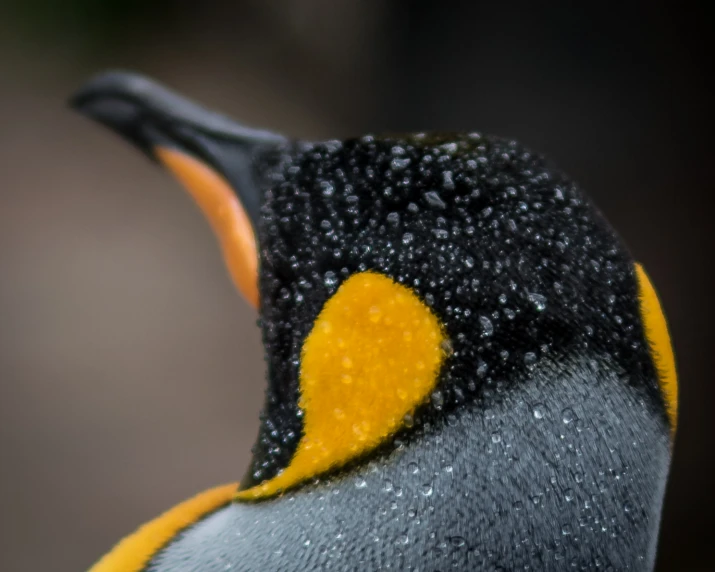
[0, 2, 711, 570]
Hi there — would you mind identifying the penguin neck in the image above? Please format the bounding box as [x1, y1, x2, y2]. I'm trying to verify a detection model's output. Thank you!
[374, 359, 670, 569]
[377, 355, 672, 567]
[157, 356, 672, 570]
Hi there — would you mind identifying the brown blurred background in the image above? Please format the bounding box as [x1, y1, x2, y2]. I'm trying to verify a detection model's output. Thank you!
[0, 2, 711, 570]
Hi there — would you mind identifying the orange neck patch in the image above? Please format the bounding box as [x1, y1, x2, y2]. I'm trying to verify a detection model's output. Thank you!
[155, 147, 259, 308]
[89, 483, 238, 572]
[634, 263, 678, 436]
[237, 271, 448, 500]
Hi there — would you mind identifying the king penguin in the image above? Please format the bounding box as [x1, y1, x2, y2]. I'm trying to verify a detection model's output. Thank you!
[70, 71, 678, 571]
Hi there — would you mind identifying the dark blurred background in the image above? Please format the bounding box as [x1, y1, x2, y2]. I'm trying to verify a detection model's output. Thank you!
[0, 2, 711, 570]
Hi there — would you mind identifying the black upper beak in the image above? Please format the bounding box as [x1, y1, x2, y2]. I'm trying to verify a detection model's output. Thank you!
[70, 70, 287, 227]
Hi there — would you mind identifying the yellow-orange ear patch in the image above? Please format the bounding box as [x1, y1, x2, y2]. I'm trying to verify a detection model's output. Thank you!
[155, 147, 259, 308]
[237, 271, 448, 500]
[89, 483, 238, 572]
[634, 263, 678, 436]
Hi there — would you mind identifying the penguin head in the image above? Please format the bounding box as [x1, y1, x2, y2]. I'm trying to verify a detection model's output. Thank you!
[72, 72, 677, 507]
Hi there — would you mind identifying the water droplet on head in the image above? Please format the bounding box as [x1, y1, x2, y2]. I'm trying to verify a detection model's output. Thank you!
[320, 181, 334, 196]
[477, 360, 488, 377]
[441, 141, 458, 154]
[524, 352, 537, 367]
[479, 316, 494, 337]
[527, 292, 547, 312]
[324, 271, 338, 288]
[440, 339, 454, 355]
[425, 191, 447, 209]
[442, 171, 456, 190]
[391, 157, 411, 171]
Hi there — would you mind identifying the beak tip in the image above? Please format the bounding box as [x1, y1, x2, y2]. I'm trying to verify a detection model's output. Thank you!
[68, 70, 166, 162]
[70, 69, 288, 208]
[69, 70, 150, 113]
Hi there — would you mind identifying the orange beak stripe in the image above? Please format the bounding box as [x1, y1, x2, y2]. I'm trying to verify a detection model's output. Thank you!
[155, 146, 259, 308]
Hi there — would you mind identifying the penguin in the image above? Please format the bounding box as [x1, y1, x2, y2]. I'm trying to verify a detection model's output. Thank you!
[71, 71, 678, 571]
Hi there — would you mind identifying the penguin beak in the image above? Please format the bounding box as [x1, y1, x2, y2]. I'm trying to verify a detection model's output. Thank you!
[70, 71, 286, 308]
